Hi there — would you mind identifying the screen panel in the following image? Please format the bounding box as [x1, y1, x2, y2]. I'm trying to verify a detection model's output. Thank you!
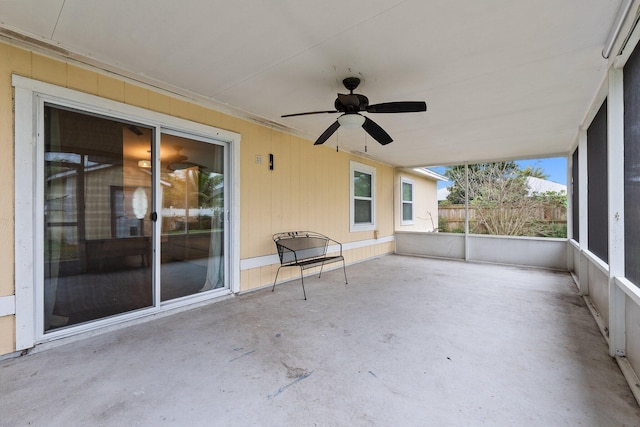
[587, 101, 608, 263]
[571, 148, 579, 243]
[624, 45, 640, 286]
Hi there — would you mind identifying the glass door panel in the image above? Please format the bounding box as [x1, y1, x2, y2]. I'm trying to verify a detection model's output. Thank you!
[43, 105, 154, 332]
[160, 133, 226, 301]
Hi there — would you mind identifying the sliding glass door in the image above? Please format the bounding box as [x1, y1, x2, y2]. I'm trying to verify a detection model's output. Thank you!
[43, 105, 154, 331]
[159, 131, 227, 301]
[43, 106, 228, 333]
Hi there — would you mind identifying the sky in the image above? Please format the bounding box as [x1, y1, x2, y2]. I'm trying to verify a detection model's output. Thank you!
[431, 157, 568, 189]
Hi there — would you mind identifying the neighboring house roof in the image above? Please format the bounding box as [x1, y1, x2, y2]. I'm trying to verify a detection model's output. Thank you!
[437, 177, 567, 201]
[526, 177, 567, 194]
[409, 168, 448, 182]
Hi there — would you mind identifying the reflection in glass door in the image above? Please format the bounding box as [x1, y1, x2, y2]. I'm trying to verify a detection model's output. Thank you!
[43, 105, 154, 332]
[160, 132, 226, 301]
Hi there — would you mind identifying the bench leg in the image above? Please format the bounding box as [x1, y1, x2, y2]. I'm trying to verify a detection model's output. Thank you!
[342, 259, 348, 284]
[272, 266, 283, 292]
[300, 266, 307, 300]
[318, 260, 348, 285]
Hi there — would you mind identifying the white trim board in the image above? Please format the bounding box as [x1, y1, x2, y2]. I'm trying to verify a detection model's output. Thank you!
[0, 296, 16, 317]
[240, 235, 395, 270]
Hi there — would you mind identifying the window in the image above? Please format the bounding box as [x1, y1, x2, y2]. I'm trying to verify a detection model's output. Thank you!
[401, 178, 414, 225]
[350, 161, 376, 232]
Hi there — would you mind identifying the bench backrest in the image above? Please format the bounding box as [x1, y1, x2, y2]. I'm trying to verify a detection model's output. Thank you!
[273, 232, 329, 265]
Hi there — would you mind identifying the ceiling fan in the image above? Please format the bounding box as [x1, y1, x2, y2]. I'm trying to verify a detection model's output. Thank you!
[281, 77, 427, 146]
[163, 146, 206, 171]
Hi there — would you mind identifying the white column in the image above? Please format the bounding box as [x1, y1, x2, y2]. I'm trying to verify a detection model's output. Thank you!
[464, 162, 470, 261]
[13, 84, 36, 351]
[578, 130, 590, 295]
[607, 67, 626, 357]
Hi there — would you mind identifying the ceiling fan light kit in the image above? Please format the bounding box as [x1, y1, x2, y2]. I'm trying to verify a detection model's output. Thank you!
[282, 77, 426, 146]
[337, 113, 365, 129]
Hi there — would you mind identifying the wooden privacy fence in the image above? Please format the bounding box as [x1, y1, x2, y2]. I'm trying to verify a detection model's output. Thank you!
[438, 204, 567, 235]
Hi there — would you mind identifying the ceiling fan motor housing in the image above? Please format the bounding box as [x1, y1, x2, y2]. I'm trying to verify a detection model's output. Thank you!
[342, 77, 361, 92]
[335, 94, 369, 112]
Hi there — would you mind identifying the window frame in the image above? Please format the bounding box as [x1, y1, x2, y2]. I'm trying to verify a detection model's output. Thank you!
[401, 177, 415, 225]
[350, 161, 376, 232]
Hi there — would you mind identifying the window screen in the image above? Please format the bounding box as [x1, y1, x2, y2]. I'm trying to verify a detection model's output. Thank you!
[354, 170, 372, 224]
[571, 148, 579, 243]
[402, 179, 413, 223]
[624, 45, 640, 286]
[587, 101, 608, 263]
[350, 161, 376, 231]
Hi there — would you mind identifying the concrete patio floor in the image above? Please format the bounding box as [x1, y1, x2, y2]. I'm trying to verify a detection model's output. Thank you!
[2, 255, 640, 426]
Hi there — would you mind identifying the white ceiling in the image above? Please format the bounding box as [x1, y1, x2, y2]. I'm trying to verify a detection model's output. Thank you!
[0, 0, 627, 167]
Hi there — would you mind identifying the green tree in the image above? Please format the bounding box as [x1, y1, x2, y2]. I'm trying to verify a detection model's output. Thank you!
[518, 165, 548, 179]
[444, 161, 524, 205]
[442, 162, 566, 237]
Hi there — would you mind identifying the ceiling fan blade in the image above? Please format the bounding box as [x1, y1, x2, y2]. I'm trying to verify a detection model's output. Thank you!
[282, 110, 338, 118]
[362, 116, 393, 145]
[366, 101, 427, 113]
[314, 120, 341, 145]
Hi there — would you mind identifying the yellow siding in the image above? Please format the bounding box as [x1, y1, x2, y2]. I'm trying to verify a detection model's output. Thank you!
[170, 98, 190, 120]
[97, 73, 125, 102]
[148, 90, 171, 115]
[32, 53, 66, 86]
[67, 64, 99, 95]
[0, 41, 397, 355]
[124, 82, 149, 109]
[0, 316, 14, 355]
[395, 170, 440, 232]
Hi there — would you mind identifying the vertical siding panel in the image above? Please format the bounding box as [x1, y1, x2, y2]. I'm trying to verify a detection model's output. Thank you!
[2, 44, 31, 79]
[239, 134, 251, 259]
[32, 53, 66, 86]
[258, 126, 272, 253]
[298, 137, 310, 229]
[278, 133, 291, 233]
[97, 74, 125, 102]
[270, 129, 283, 237]
[242, 126, 259, 258]
[0, 316, 14, 356]
[247, 268, 261, 291]
[289, 136, 301, 231]
[124, 82, 149, 109]
[148, 90, 171, 115]
[319, 147, 330, 234]
[170, 98, 190, 120]
[240, 270, 250, 291]
[188, 103, 220, 127]
[67, 64, 98, 95]
[215, 113, 243, 134]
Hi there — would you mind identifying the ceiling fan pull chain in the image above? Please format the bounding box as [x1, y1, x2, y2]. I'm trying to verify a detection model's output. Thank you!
[336, 130, 339, 152]
[365, 133, 368, 153]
